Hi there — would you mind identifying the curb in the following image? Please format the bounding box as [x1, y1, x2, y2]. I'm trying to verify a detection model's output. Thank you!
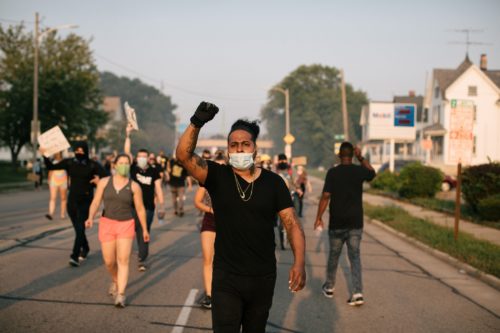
[366, 217, 500, 291]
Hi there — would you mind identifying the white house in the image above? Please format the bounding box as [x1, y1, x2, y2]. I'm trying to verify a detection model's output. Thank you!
[418, 54, 500, 168]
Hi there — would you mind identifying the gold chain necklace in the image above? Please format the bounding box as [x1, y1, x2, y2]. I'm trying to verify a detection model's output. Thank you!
[233, 170, 255, 202]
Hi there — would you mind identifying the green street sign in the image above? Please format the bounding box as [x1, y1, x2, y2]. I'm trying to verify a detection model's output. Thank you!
[334, 134, 345, 140]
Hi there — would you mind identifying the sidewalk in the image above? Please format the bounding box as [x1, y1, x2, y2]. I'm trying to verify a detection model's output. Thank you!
[363, 192, 500, 246]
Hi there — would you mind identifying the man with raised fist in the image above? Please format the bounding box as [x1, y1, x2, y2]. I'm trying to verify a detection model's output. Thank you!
[176, 102, 306, 333]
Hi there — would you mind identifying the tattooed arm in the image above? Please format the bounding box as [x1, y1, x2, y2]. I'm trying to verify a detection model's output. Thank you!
[175, 102, 219, 184]
[175, 124, 208, 184]
[278, 207, 306, 292]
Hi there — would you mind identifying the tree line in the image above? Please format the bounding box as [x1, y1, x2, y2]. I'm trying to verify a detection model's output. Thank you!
[1, 23, 368, 168]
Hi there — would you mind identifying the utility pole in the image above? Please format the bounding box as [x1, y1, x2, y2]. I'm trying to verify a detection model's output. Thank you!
[273, 87, 294, 158]
[31, 12, 40, 174]
[340, 69, 349, 142]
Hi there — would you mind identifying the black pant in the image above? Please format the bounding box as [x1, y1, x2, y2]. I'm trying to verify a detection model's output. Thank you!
[67, 196, 91, 260]
[135, 209, 155, 262]
[212, 268, 276, 333]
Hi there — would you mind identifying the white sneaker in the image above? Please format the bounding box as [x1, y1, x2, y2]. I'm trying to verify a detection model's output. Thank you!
[108, 282, 117, 297]
[115, 294, 126, 308]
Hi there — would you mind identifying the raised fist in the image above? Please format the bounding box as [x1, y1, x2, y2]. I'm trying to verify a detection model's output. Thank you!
[190, 101, 219, 128]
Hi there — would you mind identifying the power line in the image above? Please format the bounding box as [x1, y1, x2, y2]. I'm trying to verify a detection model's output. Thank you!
[0, 17, 35, 24]
[94, 52, 266, 102]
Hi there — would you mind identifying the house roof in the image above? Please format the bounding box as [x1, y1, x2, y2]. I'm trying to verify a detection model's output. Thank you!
[423, 123, 446, 136]
[433, 56, 500, 99]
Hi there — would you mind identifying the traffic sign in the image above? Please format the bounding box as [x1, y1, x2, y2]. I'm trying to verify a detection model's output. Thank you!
[334, 134, 345, 140]
[283, 133, 295, 144]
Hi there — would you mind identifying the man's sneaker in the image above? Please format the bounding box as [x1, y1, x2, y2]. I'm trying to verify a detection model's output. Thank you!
[45, 214, 53, 221]
[108, 282, 117, 297]
[115, 294, 126, 308]
[78, 252, 88, 262]
[68, 258, 80, 267]
[347, 293, 364, 306]
[322, 284, 334, 298]
[138, 264, 147, 272]
[200, 295, 212, 309]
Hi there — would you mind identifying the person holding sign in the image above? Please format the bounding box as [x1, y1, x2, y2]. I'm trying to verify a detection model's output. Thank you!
[41, 141, 107, 267]
[124, 123, 165, 272]
[85, 154, 149, 308]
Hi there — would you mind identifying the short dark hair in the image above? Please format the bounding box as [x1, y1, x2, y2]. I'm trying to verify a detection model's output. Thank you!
[339, 142, 354, 158]
[114, 153, 131, 164]
[278, 153, 287, 160]
[138, 148, 149, 155]
[228, 119, 260, 143]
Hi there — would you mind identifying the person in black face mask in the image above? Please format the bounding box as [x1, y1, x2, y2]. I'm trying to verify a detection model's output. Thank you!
[41, 141, 107, 267]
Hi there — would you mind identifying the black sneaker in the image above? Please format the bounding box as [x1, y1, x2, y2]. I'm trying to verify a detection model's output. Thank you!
[69, 258, 80, 267]
[45, 214, 53, 220]
[347, 294, 364, 306]
[322, 284, 334, 298]
[179, 211, 184, 217]
[200, 295, 212, 309]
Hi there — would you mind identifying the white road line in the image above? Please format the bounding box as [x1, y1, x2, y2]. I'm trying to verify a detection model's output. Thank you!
[172, 288, 199, 333]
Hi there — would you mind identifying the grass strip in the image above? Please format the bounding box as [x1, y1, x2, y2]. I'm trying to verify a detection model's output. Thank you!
[364, 203, 500, 278]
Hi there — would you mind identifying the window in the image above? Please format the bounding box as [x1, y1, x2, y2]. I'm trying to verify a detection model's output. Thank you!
[468, 86, 477, 96]
[473, 105, 477, 122]
[423, 107, 429, 122]
[473, 136, 477, 155]
[433, 105, 441, 123]
[434, 87, 440, 99]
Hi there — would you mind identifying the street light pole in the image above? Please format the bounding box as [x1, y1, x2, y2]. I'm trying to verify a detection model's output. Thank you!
[339, 68, 349, 142]
[31, 13, 78, 173]
[31, 12, 40, 173]
[272, 87, 293, 158]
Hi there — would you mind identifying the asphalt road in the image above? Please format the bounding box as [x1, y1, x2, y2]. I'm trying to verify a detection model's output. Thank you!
[0, 184, 499, 332]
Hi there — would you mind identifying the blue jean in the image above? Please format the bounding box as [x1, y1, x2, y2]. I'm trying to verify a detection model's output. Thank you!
[325, 228, 363, 294]
[135, 209, 155, 262]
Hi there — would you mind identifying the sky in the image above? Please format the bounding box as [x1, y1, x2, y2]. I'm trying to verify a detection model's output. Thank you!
[1, 0, 499, 136]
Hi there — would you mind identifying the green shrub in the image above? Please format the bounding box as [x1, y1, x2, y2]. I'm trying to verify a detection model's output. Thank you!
[462, 162, 500, 212]
[477, 194, 500, 222]
[398, 162, 443, 198]
[371, 171, 399, 192]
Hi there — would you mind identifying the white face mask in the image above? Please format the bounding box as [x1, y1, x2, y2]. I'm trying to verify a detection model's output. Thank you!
[229, 152, 254, 170]
[137, 157, 148, 169]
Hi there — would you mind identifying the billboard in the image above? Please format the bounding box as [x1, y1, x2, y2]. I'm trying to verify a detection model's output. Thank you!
[365, 102, 416, 140]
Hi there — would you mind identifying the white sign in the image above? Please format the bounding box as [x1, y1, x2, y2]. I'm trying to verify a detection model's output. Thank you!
[38, 126, 70, 157]
[365, 102, 416, 140]
[448, 99, 474, 165]
[124, 102, 139, 130]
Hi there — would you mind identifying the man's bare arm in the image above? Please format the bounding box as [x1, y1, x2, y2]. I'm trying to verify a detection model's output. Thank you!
[278, 207, 306, 291]
[175, 102, 219, 184]
[175, 124, 208, 184]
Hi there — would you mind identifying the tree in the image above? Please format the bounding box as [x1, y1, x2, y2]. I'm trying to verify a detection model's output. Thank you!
[0, 23, 107, 165]
[261, 64, 368, 167]
[99, 72, 177, 154]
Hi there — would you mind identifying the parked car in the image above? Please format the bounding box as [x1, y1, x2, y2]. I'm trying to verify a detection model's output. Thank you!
[377, 159, 420, 174]
[377, 159, 457, 192]
[441, 175, 457, 192]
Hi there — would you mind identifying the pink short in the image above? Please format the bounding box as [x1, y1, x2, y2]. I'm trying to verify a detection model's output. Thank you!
[98, 217, 135, 243]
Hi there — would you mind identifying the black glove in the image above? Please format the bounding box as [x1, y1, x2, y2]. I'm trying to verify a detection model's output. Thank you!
[190, 101, 219, 128]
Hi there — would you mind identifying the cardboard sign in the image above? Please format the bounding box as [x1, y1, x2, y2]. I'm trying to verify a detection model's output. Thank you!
[37, 126, 70, 157]
[124, 102, 139, 130]
[292, 156, 307, 166]
[448, 99, 474, 165]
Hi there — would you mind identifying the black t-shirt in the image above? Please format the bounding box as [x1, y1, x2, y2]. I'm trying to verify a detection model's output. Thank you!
[322, 164, 376, 230]
[130, 163, 161, 210]
[168, 159, 188, 187]
[44, 157, 106, 200]
[204, 161, 293, 276]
